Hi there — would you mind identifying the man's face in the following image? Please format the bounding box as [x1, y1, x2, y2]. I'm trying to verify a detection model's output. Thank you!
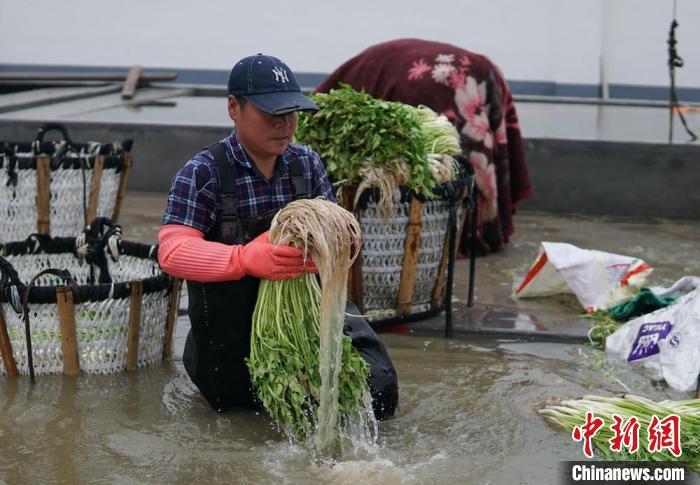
[228, 96, 298, 160]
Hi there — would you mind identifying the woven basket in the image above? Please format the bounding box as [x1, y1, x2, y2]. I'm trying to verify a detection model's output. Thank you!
[0, 124, 132, 241]
[341, 180, 469, 322]
[0, 220, 180, 377]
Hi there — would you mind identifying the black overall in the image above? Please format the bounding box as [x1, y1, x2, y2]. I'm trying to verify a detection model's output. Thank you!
[183, 142, 398, 419]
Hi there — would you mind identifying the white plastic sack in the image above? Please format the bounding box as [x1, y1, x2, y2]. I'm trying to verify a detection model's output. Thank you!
[514, 242, 652, 311]
[650, 276, 700, 299]
[606, 289, 700, 392]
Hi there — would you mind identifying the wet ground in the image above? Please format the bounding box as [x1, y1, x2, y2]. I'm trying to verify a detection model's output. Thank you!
[422, 211, 700, 342]
[2, 191, 700, 484]
[118, 191, 700, 346]
[1, 335, 693, 484]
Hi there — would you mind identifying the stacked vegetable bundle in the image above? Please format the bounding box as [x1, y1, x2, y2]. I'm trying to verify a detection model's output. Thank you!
[246, 199, 371, 454]
[540, 394, 700, 469]
[296, 84, 461, 213]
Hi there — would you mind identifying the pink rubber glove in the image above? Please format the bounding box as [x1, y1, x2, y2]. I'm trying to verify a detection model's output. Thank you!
[239, 231, 317, 280]
[158, 225, 316, 282]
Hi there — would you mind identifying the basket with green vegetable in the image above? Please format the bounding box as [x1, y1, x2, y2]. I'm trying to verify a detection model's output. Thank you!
[296, 85, 472, 320]
[0, 218, 179, 378]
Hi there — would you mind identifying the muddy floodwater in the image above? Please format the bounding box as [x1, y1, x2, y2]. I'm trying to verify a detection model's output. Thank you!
[0, 332, 691, 484]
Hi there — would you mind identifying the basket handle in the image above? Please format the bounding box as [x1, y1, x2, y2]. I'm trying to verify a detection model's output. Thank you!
[33, 123, 74, 153]
[22, 268, 77, 383]
[75, 218, 123, 284]
[1, 142, 18, 187]
[0, 256, 26, 315]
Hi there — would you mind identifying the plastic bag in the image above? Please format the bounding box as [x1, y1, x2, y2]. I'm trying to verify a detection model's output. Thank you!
[514, 242, 652, 311]
[650, 276, 700, 299]
[606, 289, 700, 392]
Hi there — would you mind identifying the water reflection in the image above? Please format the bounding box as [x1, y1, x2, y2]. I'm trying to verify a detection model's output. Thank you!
[46, 378, 82, 484]
[461, 305, 547, 331]
[0, 334, 690, 484]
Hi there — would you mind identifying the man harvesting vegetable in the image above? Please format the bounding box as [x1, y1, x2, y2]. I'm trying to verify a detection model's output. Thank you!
[158, 54, 398, 419]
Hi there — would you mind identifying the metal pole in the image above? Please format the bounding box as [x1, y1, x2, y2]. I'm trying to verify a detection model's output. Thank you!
[667, 0, 698, 143]
[467, 193, 478, 308]
[445, 202, 457, 337]
[668, 16, 677, 144]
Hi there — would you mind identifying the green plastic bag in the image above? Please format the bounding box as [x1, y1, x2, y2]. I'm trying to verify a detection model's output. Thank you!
[607, 288, 677, 321]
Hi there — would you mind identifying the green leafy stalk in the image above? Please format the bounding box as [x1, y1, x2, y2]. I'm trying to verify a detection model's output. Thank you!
[585, 310, 624, 349]
[296, 84, 460, 199]
[247, 273, 370, 441]
[540, 394, 700, 470]
[415, 105, 461, 156]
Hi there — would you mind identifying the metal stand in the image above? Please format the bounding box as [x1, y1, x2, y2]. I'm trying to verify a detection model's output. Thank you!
[444, 200, 457, 337]
[443, 155, 478, 337]
[467, 189, 478, 308]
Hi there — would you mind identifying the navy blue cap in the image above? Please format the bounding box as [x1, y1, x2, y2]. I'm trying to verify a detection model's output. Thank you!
[227, 54, 318, 115]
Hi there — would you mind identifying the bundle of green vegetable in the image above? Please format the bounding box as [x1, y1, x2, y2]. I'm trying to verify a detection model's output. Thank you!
[585, 310, 624, 349]
[416, 105, 462, 184]
[585, 290, 680, 349]
[246, 198, 371, 454]
[540, 394, 700, 469]
[295, 85, 461, 214]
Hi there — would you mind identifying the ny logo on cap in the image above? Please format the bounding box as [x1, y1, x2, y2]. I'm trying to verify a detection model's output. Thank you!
[272, 66, 289, 84]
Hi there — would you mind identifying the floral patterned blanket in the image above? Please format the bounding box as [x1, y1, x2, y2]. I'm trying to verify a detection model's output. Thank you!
[316, 38, 533, 253]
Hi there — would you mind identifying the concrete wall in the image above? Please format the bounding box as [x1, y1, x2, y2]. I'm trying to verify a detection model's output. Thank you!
[0, 120, 230, 194]
[2, 0, 699, 94]
[2, 120, 699, 219]
[519, 139, 700, 219]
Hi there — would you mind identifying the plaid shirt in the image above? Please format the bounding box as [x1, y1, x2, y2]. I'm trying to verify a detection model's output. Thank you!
[163, 130, 335, 234]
